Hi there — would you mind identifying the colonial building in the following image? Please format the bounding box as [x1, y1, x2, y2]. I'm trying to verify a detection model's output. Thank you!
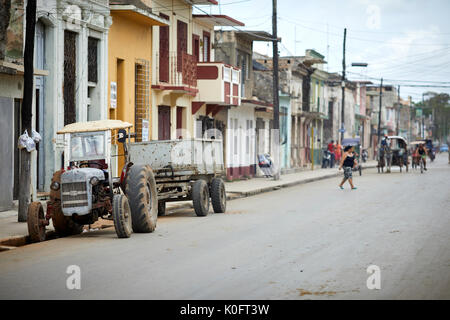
[108, 0, 168, 175]
[0, 0, 25, 210]
[366, 84, 399, 154]
[214, 30, 274, 180]
[34, 0, 112, 193]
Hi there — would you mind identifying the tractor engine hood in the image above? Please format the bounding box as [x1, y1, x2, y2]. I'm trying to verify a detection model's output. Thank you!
[60, 168, 105, 216]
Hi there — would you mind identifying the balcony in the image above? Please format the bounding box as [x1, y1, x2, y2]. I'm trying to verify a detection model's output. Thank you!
[194, 62, 241, 106]
[153, 51, 198, 96]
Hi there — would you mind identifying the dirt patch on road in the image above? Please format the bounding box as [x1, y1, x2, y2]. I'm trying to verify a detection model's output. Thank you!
[297, 288, 337, 296]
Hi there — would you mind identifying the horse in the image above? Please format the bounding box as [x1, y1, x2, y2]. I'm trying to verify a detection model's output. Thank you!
[377, 146, 386, 173]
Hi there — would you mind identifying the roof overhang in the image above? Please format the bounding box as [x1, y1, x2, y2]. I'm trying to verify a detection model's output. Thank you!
[0, 60, 48, 76]
[193, 14, 245, 27]
[182, 0, 218, 5]
[235, 31, 280, 42]
[110, 5, 169, 26]
[242, 99, 273, 108]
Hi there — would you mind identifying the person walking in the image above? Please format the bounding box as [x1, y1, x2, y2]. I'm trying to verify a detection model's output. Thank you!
[335, 142, 342, 165]
[338, 145, 358, 190]
[327, 140, 336, 168]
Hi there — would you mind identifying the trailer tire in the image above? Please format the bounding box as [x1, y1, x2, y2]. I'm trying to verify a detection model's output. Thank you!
[210, 178, 226, 213]
[27, 202, 46, 243]
[192, 179, 210, 217]
[126, 165, 158, 233]
[112, 194, 132, 238]
[52, 201, 84, 237]
[158, 201, 166, 216]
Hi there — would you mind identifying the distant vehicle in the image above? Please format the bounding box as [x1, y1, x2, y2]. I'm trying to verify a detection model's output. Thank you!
[440, 144, 449, 152]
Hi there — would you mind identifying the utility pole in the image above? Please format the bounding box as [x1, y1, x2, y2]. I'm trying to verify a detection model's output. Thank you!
[18, 0, 37, 222]
[340, 28, 347, 144]
[272, 0, 280, 180]
[377, 78, 383, 146]
[396, 85, 400, 136]
[311, 126, 314, 171]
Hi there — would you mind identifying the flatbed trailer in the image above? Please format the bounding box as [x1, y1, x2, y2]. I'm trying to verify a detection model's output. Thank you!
[128, 139, 227, 216]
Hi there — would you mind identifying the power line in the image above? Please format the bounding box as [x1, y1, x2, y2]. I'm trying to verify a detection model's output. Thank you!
[279, 16, 450, 47]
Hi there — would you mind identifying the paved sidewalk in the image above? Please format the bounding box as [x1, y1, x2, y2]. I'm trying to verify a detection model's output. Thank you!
[0, 160, 377, 247]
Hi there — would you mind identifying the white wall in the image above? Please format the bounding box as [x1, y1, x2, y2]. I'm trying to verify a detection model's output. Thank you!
[227, 105, 256, 170]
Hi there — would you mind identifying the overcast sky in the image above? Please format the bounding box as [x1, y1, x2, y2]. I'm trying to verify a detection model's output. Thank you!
[195, 0, 450, 102]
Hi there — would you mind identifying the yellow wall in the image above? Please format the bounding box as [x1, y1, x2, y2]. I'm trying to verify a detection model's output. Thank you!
[108, 11, 153, 173]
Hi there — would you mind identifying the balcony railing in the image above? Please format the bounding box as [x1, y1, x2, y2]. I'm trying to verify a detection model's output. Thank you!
[155, 51, 197, 88]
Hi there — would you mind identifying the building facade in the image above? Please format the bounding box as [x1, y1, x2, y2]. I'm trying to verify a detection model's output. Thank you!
[108, 0, 168, 174]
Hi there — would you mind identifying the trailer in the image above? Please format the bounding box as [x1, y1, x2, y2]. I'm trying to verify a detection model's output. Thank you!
[128, 139, 227, 216]
[26, 120, 227, 242]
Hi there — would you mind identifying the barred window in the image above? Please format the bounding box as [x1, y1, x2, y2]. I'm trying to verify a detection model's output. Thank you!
[88, 37, 98, 83]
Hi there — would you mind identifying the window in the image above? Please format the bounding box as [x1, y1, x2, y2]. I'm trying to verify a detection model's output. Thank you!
[70, 132, 105, 161]
[88, 37, 98, 83]
[64, 30, 77, 125]
[233, 119, 238, 155]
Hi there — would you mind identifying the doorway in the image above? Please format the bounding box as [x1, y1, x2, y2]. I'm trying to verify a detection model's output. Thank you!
[158, 106, 171, 140]
[35, 20, 45, 191]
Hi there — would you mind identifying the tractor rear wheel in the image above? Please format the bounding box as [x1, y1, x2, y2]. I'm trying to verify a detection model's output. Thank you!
[126, 165, 158, 233]
[112, 194, 132, 238]
[27, 202, 46, 243]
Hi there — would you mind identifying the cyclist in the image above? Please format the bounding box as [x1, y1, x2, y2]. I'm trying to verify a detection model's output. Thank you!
[416, 143, 428, 171]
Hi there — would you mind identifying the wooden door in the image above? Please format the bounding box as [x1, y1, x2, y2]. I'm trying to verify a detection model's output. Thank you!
[158, 106, 171, 140]
[203, 31, 210, 62]
[159, 25, 169, 83]
[193, 35, 200, 62]
[35, 21, 45, 191]
[177, 20, 187, 72]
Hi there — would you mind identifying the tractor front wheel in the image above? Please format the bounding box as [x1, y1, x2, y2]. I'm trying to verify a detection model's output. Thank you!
[112, 194, 132, 238]
[27, 202, 46, 243]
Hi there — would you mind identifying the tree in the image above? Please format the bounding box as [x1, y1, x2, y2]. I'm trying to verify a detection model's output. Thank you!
[0, 0, 12, 60]
[419, 92, 450, 143]
[18, 0, 37, 222]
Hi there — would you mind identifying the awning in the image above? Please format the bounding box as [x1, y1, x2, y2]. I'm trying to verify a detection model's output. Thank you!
[193, 15, 245, 27]
[110, 5, 169, 26]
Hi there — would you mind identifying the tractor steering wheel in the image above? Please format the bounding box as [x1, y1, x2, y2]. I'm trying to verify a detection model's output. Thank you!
[79, 161, 105, 169]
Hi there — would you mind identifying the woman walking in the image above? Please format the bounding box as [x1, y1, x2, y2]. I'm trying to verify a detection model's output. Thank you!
[338, 145, 358, 190]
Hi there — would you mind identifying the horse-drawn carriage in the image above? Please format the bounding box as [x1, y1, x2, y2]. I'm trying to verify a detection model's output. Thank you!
[377, 136, 409, 173]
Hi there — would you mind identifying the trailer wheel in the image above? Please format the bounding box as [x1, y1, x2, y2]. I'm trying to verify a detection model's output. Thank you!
[210, 178, 226, 213]
[27, 202, 46, 243]
[158, 201, 166, 216]
[192, 180, 210, 217]
[112, 194, 132, 238]
[126, 165, 158, 233]
[51, 201, 84, 237]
